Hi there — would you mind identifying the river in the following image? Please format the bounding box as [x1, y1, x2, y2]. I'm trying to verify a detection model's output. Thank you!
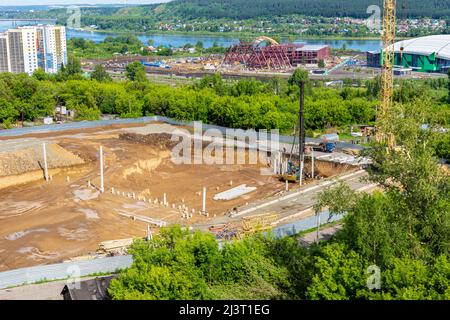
[0, 20, 381, 52]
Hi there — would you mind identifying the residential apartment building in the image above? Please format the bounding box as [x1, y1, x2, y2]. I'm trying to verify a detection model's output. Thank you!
[0, 34, 10, 72]
[0, 25, 67, 75]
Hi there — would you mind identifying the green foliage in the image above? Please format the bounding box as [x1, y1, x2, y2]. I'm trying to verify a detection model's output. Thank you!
[91, 64, 112, 83]
[64, 55, 83, 78]
[337, 192, 412, 267]
[156, 47, 174, 56]
[288, 68, 309, 88]
[433, 133, 450, 162]
[367, 255, 450, 300]
[108, 227, 291, 300]
[314, 181, 358, 216]
[366, 99, 450, 258]
[318, 59, 325, 68]
[306, 243, 368, 300]
[68, 35, 147, 60]
[447, 69, 450, 104]
[125, 61, 147, 82]
[115, 92, 143, 118]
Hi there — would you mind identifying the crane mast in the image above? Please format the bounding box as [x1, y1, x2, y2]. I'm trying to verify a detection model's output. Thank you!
[377, 0, 397, 146]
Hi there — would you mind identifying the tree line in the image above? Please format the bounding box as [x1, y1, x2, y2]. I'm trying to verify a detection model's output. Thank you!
[0, 65, 379, 133]
[158, 0, 450, 20]
[0, 64, 448, 159]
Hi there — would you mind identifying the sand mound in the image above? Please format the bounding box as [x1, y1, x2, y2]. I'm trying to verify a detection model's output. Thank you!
[0, 142, 84, 177]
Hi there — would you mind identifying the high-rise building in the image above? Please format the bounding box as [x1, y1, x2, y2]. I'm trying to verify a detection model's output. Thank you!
[0, 34, 10, 73]
[36, 25, 68, 74]
[7, 29, 25, 73]
[0, 25, 67, 75]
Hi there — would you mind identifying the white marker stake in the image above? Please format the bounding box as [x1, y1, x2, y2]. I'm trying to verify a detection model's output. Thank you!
[299, 160, 304, 186]
[147, 224, 152, 241]
[202, 187, 206, 214]
[316, 213, 321, 243]
[100, 146, 104, 193]
[311, 149, 315, 179]
[43, 143, 49, 182]
[163, 193, 167, 205]
[285, 180, 289, 192]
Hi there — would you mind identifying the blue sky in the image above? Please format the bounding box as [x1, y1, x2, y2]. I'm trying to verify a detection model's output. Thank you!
[1, 0, 170, 5]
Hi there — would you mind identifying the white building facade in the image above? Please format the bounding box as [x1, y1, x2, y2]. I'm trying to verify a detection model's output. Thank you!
[0, 25, 67, 75]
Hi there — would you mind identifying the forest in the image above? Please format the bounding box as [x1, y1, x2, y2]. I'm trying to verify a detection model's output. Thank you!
[2, 1, 449, 38]
[5, 0, 448, 20]
[148, 0, 450, 20]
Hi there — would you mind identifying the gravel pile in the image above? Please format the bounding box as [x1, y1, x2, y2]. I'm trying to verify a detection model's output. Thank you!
[0, 143, 84, 177]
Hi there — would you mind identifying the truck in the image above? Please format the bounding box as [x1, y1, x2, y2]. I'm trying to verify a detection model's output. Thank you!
[307, 133, 338, 153]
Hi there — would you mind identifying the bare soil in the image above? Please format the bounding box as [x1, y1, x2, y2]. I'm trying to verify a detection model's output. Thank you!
[0, 123, 350, 271]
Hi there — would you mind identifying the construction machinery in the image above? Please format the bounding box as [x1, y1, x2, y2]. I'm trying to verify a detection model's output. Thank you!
[280, 160, 301, 182]
[377, 0, 397, 147]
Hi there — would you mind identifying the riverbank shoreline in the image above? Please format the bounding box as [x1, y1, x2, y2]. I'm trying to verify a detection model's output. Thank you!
[71, 27, 396, 41]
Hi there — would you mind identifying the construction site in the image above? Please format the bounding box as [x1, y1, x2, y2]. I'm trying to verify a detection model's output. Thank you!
[0, 119, 372, 271]
[83, 36, 373, 81]
[0, 0, 406, 276]
[78, 33, 450, 86]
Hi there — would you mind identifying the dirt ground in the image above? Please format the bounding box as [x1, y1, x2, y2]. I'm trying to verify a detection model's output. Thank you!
[0, 124, 276, 271]
[0, 123, 349, 271]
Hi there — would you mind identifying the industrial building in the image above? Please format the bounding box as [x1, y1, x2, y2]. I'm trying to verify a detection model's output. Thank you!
[290, 45, 330, 65]
[367, 35, 450, 73]
[0, 25, 67, 75]
[223, 37, 330, 70]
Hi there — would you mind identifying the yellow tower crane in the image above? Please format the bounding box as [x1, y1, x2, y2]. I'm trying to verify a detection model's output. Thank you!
[377, 0, 397, 147]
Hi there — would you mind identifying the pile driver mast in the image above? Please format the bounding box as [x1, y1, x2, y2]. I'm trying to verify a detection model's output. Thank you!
[377, 0, 397, 147]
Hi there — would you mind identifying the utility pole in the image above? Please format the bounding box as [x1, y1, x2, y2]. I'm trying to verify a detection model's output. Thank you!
[100, 146, 104, 193]
[42, 143, 49, 182]
[202, 187, 206, 214]
[299, 81, 305, 186]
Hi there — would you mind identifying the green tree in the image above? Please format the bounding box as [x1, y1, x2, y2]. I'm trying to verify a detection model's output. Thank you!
[91, 64, 112, 82]
[288, 68, 310, 88]
[195, 41, 204, 52]
[32, 68, 51, 81]
[115, 91, 143, 117]
[0, 98, 18, 127]
[125, 61, 147, 82]
[65, 55, 83, 77]
[318, 59, 325, 68]
[366, 99, 450, 258]
[447, 69, 450, 103]
[306, 243, 368, 300]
